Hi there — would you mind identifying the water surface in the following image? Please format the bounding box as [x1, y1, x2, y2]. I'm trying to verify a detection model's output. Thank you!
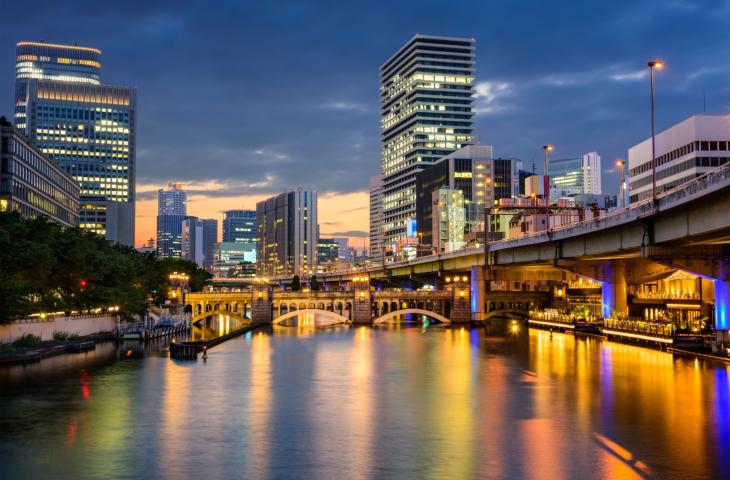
[1, 322, 728, 479]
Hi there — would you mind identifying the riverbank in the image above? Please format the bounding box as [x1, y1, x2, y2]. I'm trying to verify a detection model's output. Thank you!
[0, 332, 116, 366]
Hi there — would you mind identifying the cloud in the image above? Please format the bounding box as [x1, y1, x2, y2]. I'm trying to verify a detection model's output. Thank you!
[323, 230, 369, 237]
[474, 81, 513, 115]
[610, 70, 647, 81]
[323, 100, 369, 113]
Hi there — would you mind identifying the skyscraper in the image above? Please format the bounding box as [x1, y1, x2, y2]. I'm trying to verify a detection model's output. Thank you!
[379, 34, 475, 255]
[181, 217, 218, 271]
[15, 41, 137, 245]
[157, 183, 186, 258]
[256, 188, 317, 276]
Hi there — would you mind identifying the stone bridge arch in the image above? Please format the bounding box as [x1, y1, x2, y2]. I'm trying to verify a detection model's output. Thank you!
[373, 308, 452, 325]
[272, 309, 350, 326]
[484, 309, 529, 321]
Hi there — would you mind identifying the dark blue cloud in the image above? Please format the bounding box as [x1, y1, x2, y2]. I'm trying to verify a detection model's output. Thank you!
[2, 0, 729, 195]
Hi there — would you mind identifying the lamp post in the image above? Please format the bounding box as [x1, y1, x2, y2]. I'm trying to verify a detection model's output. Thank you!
[616, 160, 626, 208]
[542, 144, 554, 181]
[648, 60, 664, 201]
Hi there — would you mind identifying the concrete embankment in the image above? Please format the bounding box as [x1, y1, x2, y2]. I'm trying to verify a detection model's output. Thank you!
[0, 332, 116, 366]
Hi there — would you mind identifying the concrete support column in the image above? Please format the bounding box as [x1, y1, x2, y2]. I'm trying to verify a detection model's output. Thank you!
[714, 279, 729, 331]
[601, 261, 627, 318]
[470, 265, 486, 322]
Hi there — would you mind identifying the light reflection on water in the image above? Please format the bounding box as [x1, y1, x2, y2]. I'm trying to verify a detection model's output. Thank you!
[0, 318, 729, 479]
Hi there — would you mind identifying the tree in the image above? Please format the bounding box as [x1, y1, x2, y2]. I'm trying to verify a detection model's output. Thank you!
[311, 275, 320, 291]
[291, 275, 301, 292]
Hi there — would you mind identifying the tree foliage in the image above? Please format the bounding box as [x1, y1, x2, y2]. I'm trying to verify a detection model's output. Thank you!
[291, 275, 301, 291]
[310, 275, 320, 291]
[0, 213, 211, 323]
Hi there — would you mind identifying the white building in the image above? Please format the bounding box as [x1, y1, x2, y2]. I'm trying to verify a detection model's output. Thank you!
[628, 114, 730, 203]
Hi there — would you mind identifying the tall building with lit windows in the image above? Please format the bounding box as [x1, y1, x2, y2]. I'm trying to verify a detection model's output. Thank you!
[256, 188, 317, 276]
[157, 183, 187, 258]
[379, 34, 475, 256]
[14, 41, 136, 245]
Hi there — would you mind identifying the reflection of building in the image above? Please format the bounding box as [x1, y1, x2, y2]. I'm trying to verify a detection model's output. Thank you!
[181, 217, 218, 271]
[432, 187, 466, 253]
[317, 238, 340, 265]
[415, 145, 492, 249]
[629, 114, 730, 203]
[16, 41, 137, 245]
[369, 174, 384, 262]
[256, 188, 317, 276]
[380, 34, 475, 251]
[0, 122, 79, 226]
[157, 183, 186, 258]
[548, 152, 601, 200]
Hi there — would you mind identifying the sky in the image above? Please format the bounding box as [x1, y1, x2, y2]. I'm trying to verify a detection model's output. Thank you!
[2, 0, 730, 247]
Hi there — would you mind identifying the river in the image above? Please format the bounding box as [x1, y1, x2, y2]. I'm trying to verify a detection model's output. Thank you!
[0, 317, 728, 479]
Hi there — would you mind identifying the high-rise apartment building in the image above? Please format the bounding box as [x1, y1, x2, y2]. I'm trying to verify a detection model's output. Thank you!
[369, 174, 384, 262]
[379, 34, 475, 254]
[181, 217, 218, 271]
[548, 152, 601, 199]
[157, 183, 186, 258]
[1, 121, 79, 226]
[14, 41, 137, 245]
[256, 188, 317, 276]
[628, 114, 730, 203]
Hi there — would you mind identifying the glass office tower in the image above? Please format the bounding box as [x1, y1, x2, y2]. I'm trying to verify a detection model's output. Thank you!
[379, 34, 475, 254]
[15, 41, 136, 245]
[157, 183, 187, 258]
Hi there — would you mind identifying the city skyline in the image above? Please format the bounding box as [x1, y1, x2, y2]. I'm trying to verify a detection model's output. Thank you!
[2, 1, 730, 246]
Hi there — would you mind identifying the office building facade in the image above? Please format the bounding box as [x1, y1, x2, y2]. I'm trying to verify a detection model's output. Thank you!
[256, 188, 317, 276]
[213, 241, 255, 278]
[379, 35, 475, 253]
[156, 183, 187, 258]
[15, 41, 136, 245]
[628, 115, 730, 203]
[415, 145, 492, 248]
[317, 238, 340, 265]
[181, 217, 218, 271]
[548, 152, 601, 199]
[1, 122, 79, 226]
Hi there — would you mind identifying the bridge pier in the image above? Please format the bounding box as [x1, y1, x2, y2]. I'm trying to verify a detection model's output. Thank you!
[251, 287, 272, 324]
[445, 282, 471, 324]
[352, 282, 372, 324]
[470, 265, 486, 322]
[600, 261, 627, 318]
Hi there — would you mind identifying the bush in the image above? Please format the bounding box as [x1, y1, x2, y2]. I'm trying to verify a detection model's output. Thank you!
[53, 330, 70, 341]
[13, 333, 41, 348]
[0, 343, 16, 353]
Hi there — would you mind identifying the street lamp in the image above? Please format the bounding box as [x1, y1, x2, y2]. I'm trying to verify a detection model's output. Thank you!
[542, 144, 554, 180]
[648, 60, 664, 201]
[616, 160, 626, 208]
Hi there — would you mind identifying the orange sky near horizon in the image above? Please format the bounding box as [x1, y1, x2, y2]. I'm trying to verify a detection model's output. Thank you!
[135, 184, 370, 250]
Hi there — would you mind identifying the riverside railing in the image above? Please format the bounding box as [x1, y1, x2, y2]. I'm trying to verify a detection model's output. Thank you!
[603, 318, 675, 338]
